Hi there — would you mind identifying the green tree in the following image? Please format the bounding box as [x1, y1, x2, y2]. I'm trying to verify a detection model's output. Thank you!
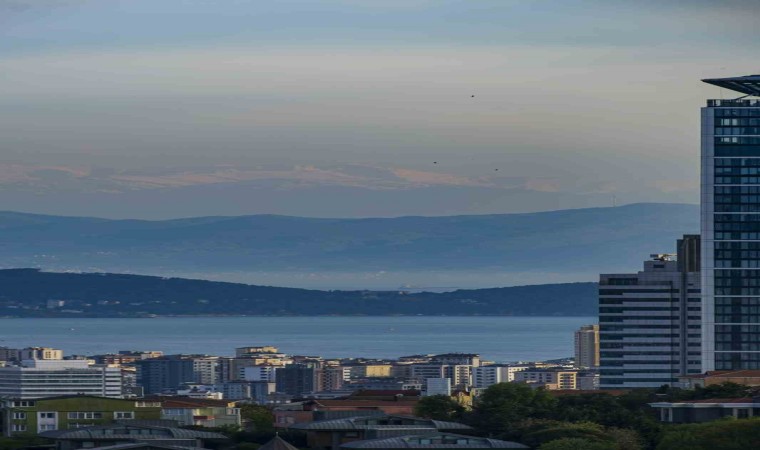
[656, 418, 760, 450]
[240, 404, 275, 433]
[469, 383, 557, 438]
[539, 438, 616, 450]
[414, 395, 466, 421]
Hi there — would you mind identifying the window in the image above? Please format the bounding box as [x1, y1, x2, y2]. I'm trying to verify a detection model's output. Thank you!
[39, 424, 57, 431]
[68, 412, 103, 420]
[11, 424, 27, 432]
[39, 412, 55, 419]
[114, 411, 134, 419]
[12, 412, 26, 420]
[11, 401, 35, 407]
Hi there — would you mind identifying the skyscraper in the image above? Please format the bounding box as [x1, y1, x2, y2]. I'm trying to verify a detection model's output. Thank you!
[598, 235, 701, 388]
[701, 75, 760, 371]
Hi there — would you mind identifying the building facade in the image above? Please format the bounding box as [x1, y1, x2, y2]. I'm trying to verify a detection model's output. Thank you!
[574, 325, 600, 369]
[0, 360, 122, 399]
[0, 396, 161, 436]
[701, 75, 760, 371]
[599, 235, 701, 388]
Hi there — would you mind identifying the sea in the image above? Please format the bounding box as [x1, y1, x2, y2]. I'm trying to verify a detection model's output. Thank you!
[0, 316, 594, 363]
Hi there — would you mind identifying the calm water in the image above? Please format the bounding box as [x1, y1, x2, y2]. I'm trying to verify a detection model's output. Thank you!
[0, 316, 594, 362]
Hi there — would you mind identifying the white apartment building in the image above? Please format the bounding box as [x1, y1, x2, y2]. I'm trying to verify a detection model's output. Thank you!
[0, 360, 122, 399]
[472, 365, 528, 388]
[410, 365, 471, 389]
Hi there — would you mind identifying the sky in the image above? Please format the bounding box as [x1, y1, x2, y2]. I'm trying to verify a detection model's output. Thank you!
[1, 0, 760, 219]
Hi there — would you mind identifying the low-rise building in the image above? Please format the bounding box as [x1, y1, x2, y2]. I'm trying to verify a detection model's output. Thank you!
[340, 433, 528, 450]
[678, 370, 760, 389]
[156, 397, 241, 428]
[290, 415, 473, 450]
[39, 422, 229, 449]
[649, 397, 760, 423]
[0, 395, 161, 436]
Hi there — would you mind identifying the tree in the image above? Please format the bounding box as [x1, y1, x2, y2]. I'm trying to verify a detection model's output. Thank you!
[414, 395, 466, 421]
[539, 438, 616, 450]
[240, 404, 275, 434]
[469, 383, 557, 438]
[656, 418, 760, 450]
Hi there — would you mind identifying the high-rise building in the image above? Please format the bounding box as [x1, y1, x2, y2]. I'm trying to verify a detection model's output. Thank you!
[599, 235, 701, 388]
[700, 75, 760, 371]
[275, 365, 322, 397]
[135, 354, 223, 394]
[0, 360, 122, 399]
[574, 325, 600, 369]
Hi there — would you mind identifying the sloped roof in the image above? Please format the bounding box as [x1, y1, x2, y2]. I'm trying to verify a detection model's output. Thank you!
[703, 75, 760, 96]
[290, 415, 471, 431]
[339, 433, 528, 449]
[39, 424, 228, 441]
[259, 435, 301, 450]
[82, 443, 203, 450]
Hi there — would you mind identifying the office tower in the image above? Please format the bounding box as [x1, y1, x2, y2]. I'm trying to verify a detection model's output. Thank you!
[0, 360, 122, 399]
[701, 75, 760, 371]
[599, 235, 701, 388]
[574, 325, 600, 368]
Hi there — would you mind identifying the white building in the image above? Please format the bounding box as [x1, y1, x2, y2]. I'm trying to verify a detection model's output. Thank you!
[599, 235, 701, 388]
[0, 360, 122, 399]
[472, 365, 528, 388]
[424, 378, 451, 396]
[700, 76, 760, 372]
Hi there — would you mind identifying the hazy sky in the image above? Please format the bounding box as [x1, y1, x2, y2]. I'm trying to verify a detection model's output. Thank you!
[1, 0, 759, 218]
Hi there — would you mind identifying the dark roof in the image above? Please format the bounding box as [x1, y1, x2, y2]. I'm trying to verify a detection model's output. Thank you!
[39, 424, 228, 441]
[81, 444, 203, 450]
[339, 433, 528, 449]
[259, 435, 301, 450]
[703, 75, 760, 96]
[289, 415, 471, 431]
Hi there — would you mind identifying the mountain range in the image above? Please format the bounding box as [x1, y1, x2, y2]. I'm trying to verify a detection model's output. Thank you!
[0, 203, 698, 288]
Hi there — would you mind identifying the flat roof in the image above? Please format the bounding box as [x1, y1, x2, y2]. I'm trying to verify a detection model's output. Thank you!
[702, 75, 760, 96]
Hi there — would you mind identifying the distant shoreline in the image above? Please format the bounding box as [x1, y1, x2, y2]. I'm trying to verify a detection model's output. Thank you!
[0, 313, 596, 319]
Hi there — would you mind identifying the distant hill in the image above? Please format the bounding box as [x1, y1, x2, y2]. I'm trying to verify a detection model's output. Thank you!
[0, 203, 697, 281]
[0, 269, 597, 317]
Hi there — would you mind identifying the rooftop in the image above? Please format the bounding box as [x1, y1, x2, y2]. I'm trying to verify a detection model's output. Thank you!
[289, 415, 472, 431]
[703, 75, 760, 96]
[340, 433, 528, 449]
[39, 423, 228, 441]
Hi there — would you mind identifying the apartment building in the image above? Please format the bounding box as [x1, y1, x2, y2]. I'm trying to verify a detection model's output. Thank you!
[0, 395, 160, 436]
[0, 360, 122, 399]
[514, 369, 579, 390]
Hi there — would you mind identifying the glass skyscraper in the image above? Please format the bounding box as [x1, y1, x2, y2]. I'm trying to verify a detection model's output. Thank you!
[701, 75, 760, 371]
